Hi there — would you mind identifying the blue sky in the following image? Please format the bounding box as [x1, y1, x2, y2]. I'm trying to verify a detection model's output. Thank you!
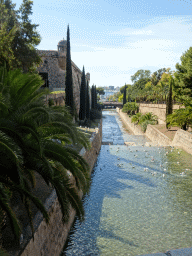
[15, 0, 192, 87]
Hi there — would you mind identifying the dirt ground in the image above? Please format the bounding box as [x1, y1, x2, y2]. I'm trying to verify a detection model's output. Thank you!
[153, 124, 180, 141]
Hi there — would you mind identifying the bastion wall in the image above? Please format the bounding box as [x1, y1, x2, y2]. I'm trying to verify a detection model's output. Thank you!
[36, 42, 90, 115]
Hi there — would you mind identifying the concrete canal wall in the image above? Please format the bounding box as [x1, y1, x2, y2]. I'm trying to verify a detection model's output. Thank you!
[10, 120, 102, 256]
[172, 129, 192, 155]
[117, 108, 192, 155]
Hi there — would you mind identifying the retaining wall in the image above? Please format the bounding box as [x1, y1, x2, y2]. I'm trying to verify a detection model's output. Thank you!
[139, 103, 181, 124]
[172, 129, 192, 155]
[145, 125, 172, 146]
[10, 120, 102, 256]
[117, 108, 144, 135]
[117, 108, 192, 154]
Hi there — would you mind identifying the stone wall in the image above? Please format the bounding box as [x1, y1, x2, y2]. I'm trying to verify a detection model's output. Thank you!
[139, 103, 181, 124]
[172, 129, 192, 155]
[10, 120, 102, 256]
[37, 49, 90, 115]
[145, 125, 172, 146]
[117, 108, 192, 154]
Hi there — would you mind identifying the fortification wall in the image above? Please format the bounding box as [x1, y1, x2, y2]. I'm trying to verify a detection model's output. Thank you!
[37, 50, 88, 114]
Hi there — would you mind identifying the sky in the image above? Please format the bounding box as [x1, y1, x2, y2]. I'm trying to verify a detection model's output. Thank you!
[15, 0, 192, 88]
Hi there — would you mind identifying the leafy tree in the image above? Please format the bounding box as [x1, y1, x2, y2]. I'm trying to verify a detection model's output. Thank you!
[0, 4, 19, 70]
[151, 68, 166, 86]
[96, 87, 105, 95]
[131, 69, 151, 83]
[0, 65, 90, 246]
[65, 25, 75, 116]
[0, 0, 41, 72]
[79, 66, 86, 121]
[174, 47, 192, 106]
[118, 93, 123, 103]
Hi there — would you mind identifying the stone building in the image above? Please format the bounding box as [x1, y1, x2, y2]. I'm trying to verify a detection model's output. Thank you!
[37, 39, 90, 114]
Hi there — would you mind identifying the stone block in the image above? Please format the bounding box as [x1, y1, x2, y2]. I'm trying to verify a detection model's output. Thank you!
[166, 247, 192, 256]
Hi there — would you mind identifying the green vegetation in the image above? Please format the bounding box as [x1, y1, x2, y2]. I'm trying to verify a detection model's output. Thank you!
[96, 87, 105, 95]
[0, 64, 90, 249]
[117, 47, 192, 131]
[79, 66, 87, 122]
[131, 112, 158, 132]
[0, 0, 42, 72]
[50, 91, 65, 94]
[122, 102, 139, 115]
[65, 25, 75, 116]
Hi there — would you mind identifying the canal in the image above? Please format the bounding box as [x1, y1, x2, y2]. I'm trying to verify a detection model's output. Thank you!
[62, 110, 192, 256]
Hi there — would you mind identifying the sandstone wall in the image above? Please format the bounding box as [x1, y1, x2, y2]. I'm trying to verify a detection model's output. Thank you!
[117, 108, 192, 154]
[139, 103, 181, 124]
[145, 125, 172, 146]
[172, 129, 192, 155]
[37, 50, 89, 115]
[10, 120, 102, 256]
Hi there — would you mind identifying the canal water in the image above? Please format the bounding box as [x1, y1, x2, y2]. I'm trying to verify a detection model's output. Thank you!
[62, 110, 192, 256]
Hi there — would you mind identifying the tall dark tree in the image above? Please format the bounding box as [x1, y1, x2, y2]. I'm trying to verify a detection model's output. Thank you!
[94, 85, 97, 109]
[166, 76, 174, 129]
[79, 66, 86, 121]
[123, 84, 127, 105]
[65, 25, 74, 116]
[91, 84, 95, 109]
[86, 80, 90, 120]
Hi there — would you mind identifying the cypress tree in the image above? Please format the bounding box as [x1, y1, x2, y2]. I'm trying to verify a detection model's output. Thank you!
[94, 85, 97, 109]
[91, 84, 95, 109]
[123, 84, 127, 105]
[86, 80, 90, 120]
[65, 25, 74, 115]
[79, 66, 86, 121]
[166, 76, 173, 129]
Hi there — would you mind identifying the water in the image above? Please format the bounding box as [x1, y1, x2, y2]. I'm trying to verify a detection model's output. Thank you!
[62, 110, 192, 256]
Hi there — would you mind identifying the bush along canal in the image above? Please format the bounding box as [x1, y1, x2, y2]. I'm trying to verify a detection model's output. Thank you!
[62, 110, 192, 256]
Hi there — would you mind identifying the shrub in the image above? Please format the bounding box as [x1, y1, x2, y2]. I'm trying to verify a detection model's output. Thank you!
[139, 112, 158, 124]
[48, 98, 54, 107]
[131, 113, 142, 124]
[140, 120, 157, 132]
[166, 107, 192, 130]
[122, 102, 139, 115]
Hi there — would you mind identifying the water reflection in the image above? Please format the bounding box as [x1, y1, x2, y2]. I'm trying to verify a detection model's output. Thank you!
[62, 111, 192, 256]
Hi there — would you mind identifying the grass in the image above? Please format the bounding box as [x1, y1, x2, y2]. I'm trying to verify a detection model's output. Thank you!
[50, 91, 65, 94]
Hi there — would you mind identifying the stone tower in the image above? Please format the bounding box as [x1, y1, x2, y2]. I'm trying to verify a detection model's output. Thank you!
[57, 39, 67, 70]
[57, 39, 67, 55]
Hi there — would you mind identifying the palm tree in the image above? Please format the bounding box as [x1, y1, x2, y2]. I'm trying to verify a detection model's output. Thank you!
[0, 65, 90, 246]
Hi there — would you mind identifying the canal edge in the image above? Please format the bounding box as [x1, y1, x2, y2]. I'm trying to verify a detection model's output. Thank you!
[117, 108, 192, 155]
